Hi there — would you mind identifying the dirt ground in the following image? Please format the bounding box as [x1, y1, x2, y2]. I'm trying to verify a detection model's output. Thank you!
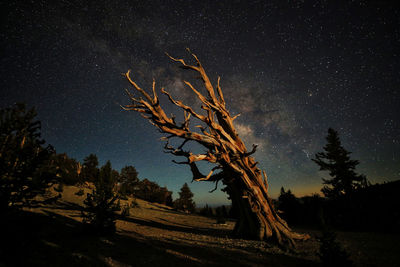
[1, 185, 399, 266]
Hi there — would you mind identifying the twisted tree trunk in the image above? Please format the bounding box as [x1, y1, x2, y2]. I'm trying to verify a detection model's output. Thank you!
[222, 166, 306, 247]
[122, 49, 308, 247]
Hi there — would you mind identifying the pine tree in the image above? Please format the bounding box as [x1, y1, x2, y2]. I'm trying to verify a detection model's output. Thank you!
[82, 154, 99, 183]
[312, 128, 367, 199]
[0, 103, 56, 211]
[277, 187, 300, 225]
[216, 205, 228, 224]
[174, 183, 195, 213]
[52, 153, 81, 185]
[82, 161, 119, 234]
[200, 204, 211, 217]
[119, 165, 139, 196]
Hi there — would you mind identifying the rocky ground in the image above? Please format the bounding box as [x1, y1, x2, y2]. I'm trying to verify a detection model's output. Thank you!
[1, 185, 399, 266]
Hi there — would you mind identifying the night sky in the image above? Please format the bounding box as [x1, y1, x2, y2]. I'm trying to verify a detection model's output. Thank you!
[1, 1, 399, 205]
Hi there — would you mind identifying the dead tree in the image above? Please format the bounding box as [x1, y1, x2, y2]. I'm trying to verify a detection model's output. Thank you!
[123, 50, 309, 247]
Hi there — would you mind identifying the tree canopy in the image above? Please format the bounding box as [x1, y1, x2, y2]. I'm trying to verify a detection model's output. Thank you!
[53, 153, 82, 185]
[174, 183, 196, 213]
[0, 103, 56, 210]
[82, 154, 99, 183]
[312, 128, 367, 199]
[83, 160, 119, 233]
[119, 165, 139, 196]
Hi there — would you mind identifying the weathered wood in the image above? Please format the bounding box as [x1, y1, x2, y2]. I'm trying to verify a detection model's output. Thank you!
[123, 50, 309, 248]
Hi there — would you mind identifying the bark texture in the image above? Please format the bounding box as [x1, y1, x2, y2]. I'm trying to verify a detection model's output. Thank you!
[123, 50, 308, 247]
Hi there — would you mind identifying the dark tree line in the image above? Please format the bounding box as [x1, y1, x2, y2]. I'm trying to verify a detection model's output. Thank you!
[5, 102, 395, 239]
[276, 128, 399, 232]
[52, 152, 174, 207]
[277, 181, 400, 232]
[134, 178, 173, 206]
[199, 204, 231, 225]
[0, 103, 180, 234]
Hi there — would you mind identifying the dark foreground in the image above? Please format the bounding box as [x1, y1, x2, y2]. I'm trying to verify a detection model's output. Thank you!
[1, 186, 399, 266]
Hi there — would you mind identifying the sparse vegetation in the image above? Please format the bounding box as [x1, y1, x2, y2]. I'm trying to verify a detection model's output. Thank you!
[75, 188, 84, 196]
[121, 203, 131, 217]
[1, 105, 398, 266]
[130, 198, 139, 208]
[278, 187, 301, 225]
[319, 227, 353, 267]
[215, 205, 228, 224]
[54, 183, 64, 193]
[200, 204, 213, 217]
[82, 161, 119, 234]
[52, 153, 82, 185]
[2, 184, 399, 267]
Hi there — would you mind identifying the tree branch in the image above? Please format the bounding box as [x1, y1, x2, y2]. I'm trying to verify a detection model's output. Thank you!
[123, 51, 250, 179]
[243, 144, 258, 157]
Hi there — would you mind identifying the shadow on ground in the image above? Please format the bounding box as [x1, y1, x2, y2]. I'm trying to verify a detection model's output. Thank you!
[119, 215, 233, 239]
[0, 209, 318, 266]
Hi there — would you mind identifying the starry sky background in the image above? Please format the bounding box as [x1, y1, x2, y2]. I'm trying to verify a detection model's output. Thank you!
[1, 0, 399, 206]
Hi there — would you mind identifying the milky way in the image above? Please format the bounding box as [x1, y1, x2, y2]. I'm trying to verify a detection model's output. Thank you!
[1, 1, 399, 205]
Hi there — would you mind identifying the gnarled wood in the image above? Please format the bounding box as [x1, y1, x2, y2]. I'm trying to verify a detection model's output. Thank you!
[123, 49, 309, 248]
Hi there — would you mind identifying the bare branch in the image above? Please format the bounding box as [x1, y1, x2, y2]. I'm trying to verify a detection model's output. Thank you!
[251, 161, 259, 168]
[209, 180, 220, 193]
[232, 113, 241, 120]
[178, 139, 189, 150]
[165, 52, 199, 72]
[243, 144, 258, 157]
[160, 88, 207, 123]
[183, 81, 218, 110]
[216, 76, 225, 107]
[152, 79, 158, 104]
[172, 160, 189, 165]
[262, 170, 269, 191]
[125, 70, 153, 103]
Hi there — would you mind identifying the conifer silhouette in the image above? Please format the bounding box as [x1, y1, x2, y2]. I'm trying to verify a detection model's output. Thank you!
[82, 161, 119, 234]
[174, 183, 195, 213]
[313, 128, 367, 199]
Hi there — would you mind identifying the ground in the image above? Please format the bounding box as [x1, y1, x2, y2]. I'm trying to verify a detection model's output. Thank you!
[1, 185, 399, 266]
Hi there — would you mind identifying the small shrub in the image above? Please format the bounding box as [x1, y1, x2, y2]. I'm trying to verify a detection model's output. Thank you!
[42, 193, 61, 204]
[119, 194, 128, 201]
[199, 204, 213, 217]
[130, 198, 139, 208]
[215, 205, 227, 224]
[82, 161, 119, 234]
[75, 189, 84, 196]
[115, 199, 122, 212]
[216, 217, 226, 224]
[319, 228, 353, 267]
[54, 183, 64, 193]
[121, 204, 130, 217]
